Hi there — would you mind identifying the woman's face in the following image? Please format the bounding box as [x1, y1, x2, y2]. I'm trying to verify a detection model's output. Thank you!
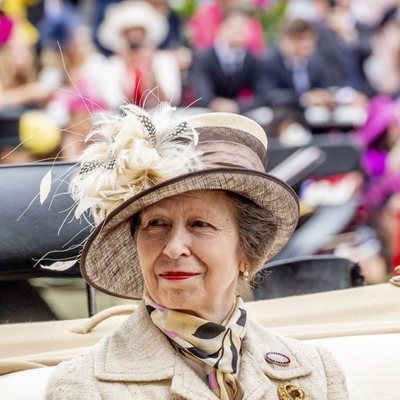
[136, 190, 247, 323]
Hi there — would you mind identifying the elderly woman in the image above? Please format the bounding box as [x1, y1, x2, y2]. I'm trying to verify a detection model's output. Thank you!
[44, 104, 348, 399]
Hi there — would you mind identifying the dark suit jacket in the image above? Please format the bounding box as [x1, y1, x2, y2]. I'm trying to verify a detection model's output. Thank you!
[190, 47, 268, 112]
[314, 21, 368, 92]
[260, 47, 332, 107]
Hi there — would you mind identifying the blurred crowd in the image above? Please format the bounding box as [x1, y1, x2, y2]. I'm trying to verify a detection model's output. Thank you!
[0, 0, 400, 282]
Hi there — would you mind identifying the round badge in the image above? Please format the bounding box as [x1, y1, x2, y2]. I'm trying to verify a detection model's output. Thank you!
[265, 352, 291, 366]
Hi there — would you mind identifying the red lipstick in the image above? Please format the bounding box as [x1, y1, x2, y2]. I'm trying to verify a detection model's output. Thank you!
[159, 271, 200, 281]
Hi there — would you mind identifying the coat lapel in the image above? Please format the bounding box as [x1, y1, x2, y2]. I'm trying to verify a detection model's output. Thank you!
[94, 302, 176, 382]
[94, 302, 217, 399]
[239, 343, 274, 400]
[239, 320, 314, 400]
[170, 356, 218, 400]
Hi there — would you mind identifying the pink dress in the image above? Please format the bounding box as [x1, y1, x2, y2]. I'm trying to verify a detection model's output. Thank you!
[188, 2, 265, 54]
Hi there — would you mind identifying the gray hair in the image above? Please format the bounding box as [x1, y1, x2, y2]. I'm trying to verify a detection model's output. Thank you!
[228, 192, 277, 276]
[226, 192, 277, 300]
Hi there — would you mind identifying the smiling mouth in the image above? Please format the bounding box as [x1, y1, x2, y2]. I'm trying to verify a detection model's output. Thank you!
[159, 272, 201, 281]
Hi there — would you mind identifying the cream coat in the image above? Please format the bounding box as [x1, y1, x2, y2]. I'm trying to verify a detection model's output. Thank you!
[44, 302, 348, 400]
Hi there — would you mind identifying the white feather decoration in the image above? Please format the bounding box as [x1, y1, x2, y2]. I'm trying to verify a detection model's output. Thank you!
[40, 169, 52, 205]
[74, 197, 99, 219]
[40, 259, 78, 271]
[69, 103, 201, 225]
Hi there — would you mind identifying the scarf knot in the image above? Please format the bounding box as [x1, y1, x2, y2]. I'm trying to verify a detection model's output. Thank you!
[144, 294, 247, 400]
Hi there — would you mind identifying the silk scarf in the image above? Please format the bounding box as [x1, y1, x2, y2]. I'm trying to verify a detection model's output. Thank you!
[144, 293, 247, 400]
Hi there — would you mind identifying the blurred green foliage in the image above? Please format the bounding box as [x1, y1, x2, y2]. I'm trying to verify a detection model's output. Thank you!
[255, 0, 288, 44]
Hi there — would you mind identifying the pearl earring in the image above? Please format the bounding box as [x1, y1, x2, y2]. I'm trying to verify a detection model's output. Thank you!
[243, 270, 249, 282]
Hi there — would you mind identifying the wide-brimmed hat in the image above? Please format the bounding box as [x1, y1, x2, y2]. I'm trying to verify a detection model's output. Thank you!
[97, 0, 168, 51]
[69, 104, 299, 299]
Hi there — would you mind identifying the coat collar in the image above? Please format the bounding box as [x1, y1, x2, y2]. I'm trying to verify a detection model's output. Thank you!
[94, 302, 313, 400]
[94, 302, 216, 399]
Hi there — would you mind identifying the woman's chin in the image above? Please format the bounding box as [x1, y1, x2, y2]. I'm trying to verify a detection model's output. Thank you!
[158, 287, 202, 312]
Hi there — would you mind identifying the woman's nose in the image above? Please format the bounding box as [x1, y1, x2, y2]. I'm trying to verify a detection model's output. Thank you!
[162, 226, 191, 259]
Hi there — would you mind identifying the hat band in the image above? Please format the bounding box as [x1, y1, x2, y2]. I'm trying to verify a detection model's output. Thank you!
[196, 126, 266, 164]
[198, 141, 265, 171]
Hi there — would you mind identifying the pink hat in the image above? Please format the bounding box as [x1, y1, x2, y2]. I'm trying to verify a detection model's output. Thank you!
[0, 14, 14, 45]
[357, 96, 400, 147]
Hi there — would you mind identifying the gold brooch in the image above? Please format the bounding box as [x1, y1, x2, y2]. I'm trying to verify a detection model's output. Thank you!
[278, 383, 306, 400]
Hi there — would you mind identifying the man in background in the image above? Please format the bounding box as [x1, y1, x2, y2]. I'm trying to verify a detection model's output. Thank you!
[189, 8, 268, 114]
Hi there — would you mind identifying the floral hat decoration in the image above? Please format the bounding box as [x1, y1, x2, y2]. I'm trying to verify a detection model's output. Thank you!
[41, 103, 299, 299]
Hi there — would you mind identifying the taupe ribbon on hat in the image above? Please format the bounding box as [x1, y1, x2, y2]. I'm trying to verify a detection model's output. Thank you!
[199, 141, 265, 171]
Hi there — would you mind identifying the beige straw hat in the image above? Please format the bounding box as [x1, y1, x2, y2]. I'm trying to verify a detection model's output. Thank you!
[70, 105, 299, 299]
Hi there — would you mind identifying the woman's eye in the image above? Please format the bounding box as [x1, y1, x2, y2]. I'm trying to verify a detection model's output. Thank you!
[147, 219, 166, 227]
[192, 220, 210, 228]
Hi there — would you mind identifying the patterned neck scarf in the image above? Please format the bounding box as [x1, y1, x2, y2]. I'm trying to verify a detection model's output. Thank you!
[144, 293, 247, 400]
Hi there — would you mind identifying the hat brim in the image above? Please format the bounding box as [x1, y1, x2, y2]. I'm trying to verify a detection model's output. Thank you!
[80, 169, 299, 299]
